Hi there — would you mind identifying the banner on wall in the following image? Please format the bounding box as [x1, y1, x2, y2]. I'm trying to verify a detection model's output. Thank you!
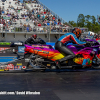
[0, 47, 10, 51]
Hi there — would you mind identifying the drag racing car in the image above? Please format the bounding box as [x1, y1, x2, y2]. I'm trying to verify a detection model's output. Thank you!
[0, 38, 100, 72]
[24, 38, 100, 70]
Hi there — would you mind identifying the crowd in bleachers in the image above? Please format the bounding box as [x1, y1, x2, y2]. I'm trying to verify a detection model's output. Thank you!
[0, 0, 70, 33]
[25, 0, 70, 31]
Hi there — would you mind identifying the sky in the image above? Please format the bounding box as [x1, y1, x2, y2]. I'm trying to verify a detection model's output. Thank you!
[20, 0, 100, 23]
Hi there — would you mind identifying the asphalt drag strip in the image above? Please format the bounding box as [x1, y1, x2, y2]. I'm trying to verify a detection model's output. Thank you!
[0, 70, 100, 100]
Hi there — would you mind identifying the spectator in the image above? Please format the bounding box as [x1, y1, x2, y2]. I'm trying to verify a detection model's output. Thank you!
[0, 0, 69, 34]
[33, 27, 36, 32]
[90, 33, 94, 39]
[0, 7, 1, 16]
[43, 26, 46, 32]
[94, 33, 97, 39]
[63, 28, 67, 32]
[38, 23, 41, 27]
[27, 24, 30, 27]
[52, 26, 57, 32]
[47, 21, 50, 26]
[19, 23, 23, 31]
[26, 26, 30, 32]
[37, 13, 40, 19]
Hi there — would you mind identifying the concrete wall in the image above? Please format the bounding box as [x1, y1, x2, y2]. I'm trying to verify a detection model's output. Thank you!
[0, 32, 65, 42]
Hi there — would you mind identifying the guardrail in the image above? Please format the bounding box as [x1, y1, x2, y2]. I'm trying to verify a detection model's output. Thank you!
[0, 25, 72, 33]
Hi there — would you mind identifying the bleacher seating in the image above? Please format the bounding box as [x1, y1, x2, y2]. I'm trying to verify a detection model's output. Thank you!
[0, 0, 71, 33]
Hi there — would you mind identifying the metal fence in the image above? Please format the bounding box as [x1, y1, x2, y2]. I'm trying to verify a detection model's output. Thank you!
[0, 24, 74, 33]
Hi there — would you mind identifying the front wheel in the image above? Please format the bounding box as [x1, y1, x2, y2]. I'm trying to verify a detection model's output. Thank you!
[92, 56, 100, 69]
[92, 65, 100, 69]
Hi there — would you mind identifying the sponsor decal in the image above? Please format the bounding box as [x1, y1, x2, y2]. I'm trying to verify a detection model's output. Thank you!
[0, 65, 9, 71]
[14, 66, 21, 70]
[43, 51, 49, 54]
[7, 64, 14, 70]
[18, 46, 25, 53]
[14, 43, 22, 45]
[14, 66, 18, 69]
[0, 69, 4, 71]
[47, 64, 51, 66]
[4, 67, 9, 71]
[17, 63, 22, 66]
[22, 66, 26, 69]
[18, 66, 22, 70]
[25, 59, 30, 62]
[0, 66, 4, 71]
[4, 66, 9, 71]
[0, 47, 9, 51]
[0, 42, 11, 45]
[32, 45, 49, 49]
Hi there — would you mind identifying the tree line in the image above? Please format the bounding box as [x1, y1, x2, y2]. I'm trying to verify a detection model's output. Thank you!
[68, 14, 100, 33]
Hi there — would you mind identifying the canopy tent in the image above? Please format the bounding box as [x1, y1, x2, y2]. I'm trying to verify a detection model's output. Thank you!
[88, 31, 95, 35]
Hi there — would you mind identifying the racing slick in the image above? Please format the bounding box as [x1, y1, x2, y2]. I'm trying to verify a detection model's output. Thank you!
[55, 28, 86, 69]
[25, 34, 46, 45]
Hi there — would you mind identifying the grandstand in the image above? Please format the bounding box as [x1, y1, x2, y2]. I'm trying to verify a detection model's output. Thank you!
[0, 0, 88, 42]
